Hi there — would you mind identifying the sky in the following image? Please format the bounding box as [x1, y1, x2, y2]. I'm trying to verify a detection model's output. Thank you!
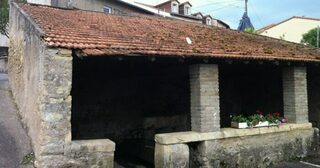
[134, 0, 320, 30]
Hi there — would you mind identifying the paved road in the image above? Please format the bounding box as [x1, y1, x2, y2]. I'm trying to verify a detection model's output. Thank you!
[0, 73, 33, 168]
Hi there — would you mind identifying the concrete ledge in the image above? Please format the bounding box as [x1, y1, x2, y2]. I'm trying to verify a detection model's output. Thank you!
[70, 139, 116, 152]
[155, 123, 312, 145]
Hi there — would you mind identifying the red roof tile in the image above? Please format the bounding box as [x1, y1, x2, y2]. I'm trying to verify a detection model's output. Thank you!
[17, 3, 320, 62]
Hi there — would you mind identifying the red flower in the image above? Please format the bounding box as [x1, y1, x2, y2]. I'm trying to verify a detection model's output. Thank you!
[275, 112, 280, 117]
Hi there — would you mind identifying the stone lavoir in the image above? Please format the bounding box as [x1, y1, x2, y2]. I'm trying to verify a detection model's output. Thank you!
[8, 2, 320, 168]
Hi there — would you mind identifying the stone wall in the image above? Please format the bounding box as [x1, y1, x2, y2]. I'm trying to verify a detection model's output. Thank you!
[9, 3, 115, 167]
[155, 124, 319, 168]
[9, 2, 46, 161]
[192, 128, 318, 168]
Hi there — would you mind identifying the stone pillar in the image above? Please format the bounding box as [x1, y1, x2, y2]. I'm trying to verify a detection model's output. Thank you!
[37, 48, 73, 167]
[189, 64, 220, 132]
[283, 66, 308, 123]
[155, 143, 189, 168]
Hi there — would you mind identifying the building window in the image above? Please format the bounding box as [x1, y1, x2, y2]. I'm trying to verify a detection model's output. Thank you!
[184, 5, 191, 15]
[172, 2, 178, 13]
[103, 6, 112, 14]
[206, 18, 212, 25]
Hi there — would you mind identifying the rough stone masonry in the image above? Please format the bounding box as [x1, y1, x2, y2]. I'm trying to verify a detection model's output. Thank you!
[8, 2, 320, 168]
[9, 3, 115, 167]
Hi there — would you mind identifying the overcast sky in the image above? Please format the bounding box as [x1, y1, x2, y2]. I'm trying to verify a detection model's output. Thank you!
[134, 0, 320, 30]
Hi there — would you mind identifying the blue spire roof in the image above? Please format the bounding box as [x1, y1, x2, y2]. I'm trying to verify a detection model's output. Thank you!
[237, 12, 254, 31]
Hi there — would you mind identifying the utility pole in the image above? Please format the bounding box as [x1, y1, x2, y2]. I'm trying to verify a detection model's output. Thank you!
[317, 25, 319, 48]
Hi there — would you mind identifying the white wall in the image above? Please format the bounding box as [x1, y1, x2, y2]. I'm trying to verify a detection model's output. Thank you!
[260, 18, 320, 43]
[0, 35, 8, 47]
[27, 0, 51, 5]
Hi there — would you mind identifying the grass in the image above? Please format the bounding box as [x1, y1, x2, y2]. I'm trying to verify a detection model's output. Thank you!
[21, 152, 34, 165]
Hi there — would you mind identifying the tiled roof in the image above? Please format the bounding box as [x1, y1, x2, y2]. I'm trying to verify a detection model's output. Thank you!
[17, 3, 320, 62]
[179, 1, 192, 7]
[155, 0, 180, 7]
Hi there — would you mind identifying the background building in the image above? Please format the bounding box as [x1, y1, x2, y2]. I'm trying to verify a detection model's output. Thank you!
[258, 16, 320, 43]
[0, 35, 8, 47]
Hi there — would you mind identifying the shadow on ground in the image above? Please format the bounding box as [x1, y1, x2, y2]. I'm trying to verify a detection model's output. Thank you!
[0, 73, 33, 168]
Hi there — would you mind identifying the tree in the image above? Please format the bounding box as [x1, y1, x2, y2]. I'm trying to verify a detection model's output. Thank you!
[0, 0, 26, 38]
[301, 27, 320, 48]
[0, 0, 9, 37]
[244, 28, 257, 34]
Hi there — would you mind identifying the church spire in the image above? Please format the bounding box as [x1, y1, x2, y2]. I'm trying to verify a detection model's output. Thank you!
[237, 0, 254, 31]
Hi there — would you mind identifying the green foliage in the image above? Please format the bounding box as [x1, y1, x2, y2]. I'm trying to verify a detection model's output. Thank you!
[248, 114, 265, 126]
[21, 152, 34, 165]
[301, 27, 320, 48]
[231, 114, 248, 123]
[244, 28, 256, 34]
[231, 112, 282, 126]
[265, 112, 280, 124]
[0, 0, 9, 37]
[0, 0, 26, 37]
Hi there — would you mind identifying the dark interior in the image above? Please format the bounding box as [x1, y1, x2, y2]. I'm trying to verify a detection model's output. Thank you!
[219, 64, 284, 127]
[307, 66, 320, 128]
[71, 54, 288, 166]
[71, 55, 191, 166]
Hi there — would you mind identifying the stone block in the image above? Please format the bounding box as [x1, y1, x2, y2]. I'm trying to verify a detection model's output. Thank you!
[61, 139, 115, 168]
[191, 128, 317, 168]
[70, 139, 116, 153]
[57, 48, 72, 57]
[155, 143, 189, 168]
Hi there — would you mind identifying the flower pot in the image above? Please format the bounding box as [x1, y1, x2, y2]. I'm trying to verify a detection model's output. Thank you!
[253, 121, 269, 128]
[231, 122, 248, 129]
[232, 121, 280, 129]
[268, 122, 279, 126]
